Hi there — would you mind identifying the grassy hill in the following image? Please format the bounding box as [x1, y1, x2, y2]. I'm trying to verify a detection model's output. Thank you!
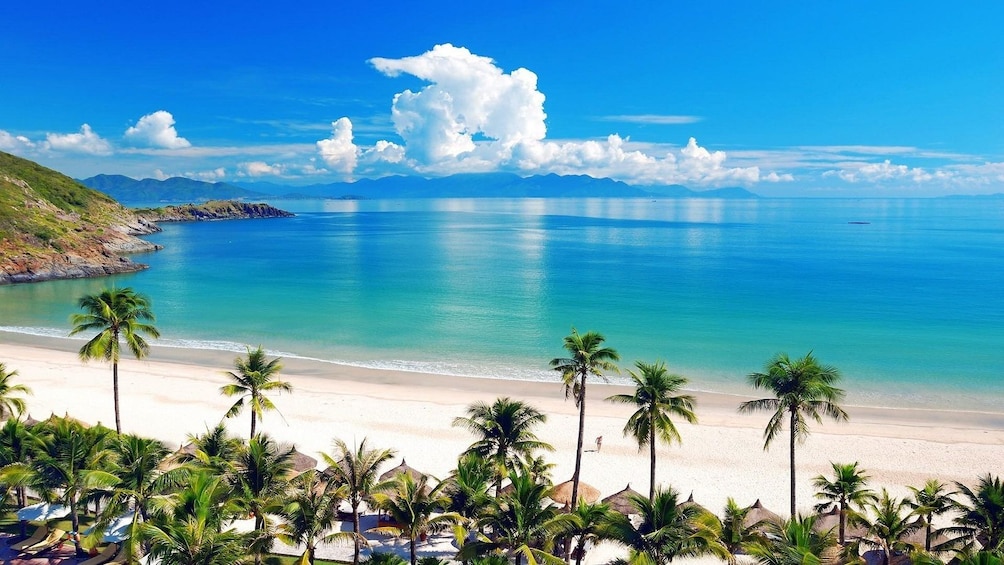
[0, 151, 160, 284]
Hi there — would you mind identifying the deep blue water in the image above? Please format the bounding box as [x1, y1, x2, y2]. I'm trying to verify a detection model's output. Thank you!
[1, 197, 1002, 410]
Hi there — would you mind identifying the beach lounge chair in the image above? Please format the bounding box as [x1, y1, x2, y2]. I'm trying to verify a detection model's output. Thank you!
[19, 527, 65, 556]
[78, 543, 120, 565]
[9, 524, 48, 551]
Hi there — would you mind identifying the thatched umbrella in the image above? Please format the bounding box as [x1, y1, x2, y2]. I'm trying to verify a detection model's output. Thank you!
[22, 414, 40, 427]
[289, 448, 318, 474]
[551, 479, 601, 506]
[678, 492, 712, 515]
[602, 483, 644, 515]
[743, 499, 781, 532]
[813, 505, 867, 542]
[379, 458, 428, 482]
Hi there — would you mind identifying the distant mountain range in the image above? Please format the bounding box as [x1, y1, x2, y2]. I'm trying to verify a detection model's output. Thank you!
[79, 172, 760, 204]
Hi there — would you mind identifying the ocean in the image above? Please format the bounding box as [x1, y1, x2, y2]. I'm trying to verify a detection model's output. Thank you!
[1, 197, 1002, 411]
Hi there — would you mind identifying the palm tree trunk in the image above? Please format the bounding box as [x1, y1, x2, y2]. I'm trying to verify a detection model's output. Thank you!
[113, 360, 121, 434]
[571, 372, 586, 510]
[575, 537, 586, 565]
[250, 411, 257, 438]
[352, 505, 362, 565]
[649, 415, 657, 502]
[71, 496, 82, 555]
[789, 408, 796, 517]
[838, 505, 846, 545]
[925, 518, 932, 552]
[410, 537, 417, 565]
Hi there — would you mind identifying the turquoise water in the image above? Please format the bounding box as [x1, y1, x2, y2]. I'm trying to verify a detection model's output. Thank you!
[1, 197, 1002, 410]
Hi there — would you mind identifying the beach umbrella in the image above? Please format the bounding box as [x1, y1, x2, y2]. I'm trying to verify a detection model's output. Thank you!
[379, 458, 428, 482]
[813, 505, 866, 541]
[290, 448, 318, 475]
[601, 483, 644, 515]
[17, 502, 70, 521]
[22, 414, 41, 427]
[678, 492, 712, 516]
[742, 499, 781, 532]
[550, 479, 601, 506]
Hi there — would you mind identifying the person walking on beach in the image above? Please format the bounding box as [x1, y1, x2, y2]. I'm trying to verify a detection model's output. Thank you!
[595, 435, 603, 452]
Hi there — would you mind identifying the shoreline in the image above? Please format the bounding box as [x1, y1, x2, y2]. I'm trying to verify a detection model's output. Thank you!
[2, 330, 1003, 519]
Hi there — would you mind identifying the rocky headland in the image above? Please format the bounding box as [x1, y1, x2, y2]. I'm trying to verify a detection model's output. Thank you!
[135, 200, 294, 222]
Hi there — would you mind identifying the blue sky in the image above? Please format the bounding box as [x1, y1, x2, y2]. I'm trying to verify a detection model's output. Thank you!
[2, 1, 1001, 196]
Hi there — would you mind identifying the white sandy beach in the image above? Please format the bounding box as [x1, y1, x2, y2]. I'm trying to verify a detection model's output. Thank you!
[2, 331, 1003, 561]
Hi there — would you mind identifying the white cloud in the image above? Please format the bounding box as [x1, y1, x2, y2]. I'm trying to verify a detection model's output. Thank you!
[360, 44, 759, 186]
[763, 171, 795, 182]
[0, 130, 37, 154]
[44, 124, 113, 155]
[124, 110, 191, 149]
[316, 117, 358, 173]
[599, 114, 702, 125]
[827, 160, 934, 183]
[239, 161, 285, 177]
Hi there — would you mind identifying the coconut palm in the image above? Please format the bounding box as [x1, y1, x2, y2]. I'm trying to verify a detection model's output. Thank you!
[279, 469, 352, 565]
[602, 486, 729, 564]
[0, 418, 42, 536]
[221, 346, 292, 438]
[550, 329, 619, 512]
[143, 470, 250, 565]
[374, 474, 462, 565]
[812, 461, 876, 545]
[606, 360, 696, 502]
[180, 423, 245, 476]
[719, 497, 763, 562]
[945, 475, 1004, 554]
[855, 489, 922, 565]
[908, 479, 955, 552]
[232, 433, 295, 565]
[322, 437, 396, 565]
[738, 352, 848, 516]
[70, 287, 160, 434]
[459, 471, 575, 565]
[565, 501, 612, 565]
[745, 514, 838, 565]
[445, 453, 494, 525]
[452, 397, 552, 495]
[0, 362, 31, 420]
[27, 417, 120, 555]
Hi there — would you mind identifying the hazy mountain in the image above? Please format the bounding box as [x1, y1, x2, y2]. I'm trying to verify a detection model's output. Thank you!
[80, 174, 268, 204]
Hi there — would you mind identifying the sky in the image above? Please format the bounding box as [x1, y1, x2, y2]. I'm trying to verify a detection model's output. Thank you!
[1, 1, 1002, 197]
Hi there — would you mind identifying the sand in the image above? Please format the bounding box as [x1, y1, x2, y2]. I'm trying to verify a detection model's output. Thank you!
[2, 330, 1003, 523]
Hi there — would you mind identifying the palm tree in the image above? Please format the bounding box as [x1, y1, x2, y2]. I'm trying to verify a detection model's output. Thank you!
[445, 453, 494, 526]
[221, 346, 292, 438]
[738, 352, 848, 516]
[27, 417, 120, 555]
[459, 471, 575, 565]
[70, 287, 160, 434]
[565, 501, 611, 565]
[0, 418, 41, 536]
[550, 329, 619, 512]
[606, 360, 696, 502]
[602, 486, 728, 564]
[946, 474, 1004, 554]
[907, 479, 955, 552]
[322, 437, 396, 565]
[0, 362, 31, 420]
[143, 470, 250, 565]
[452, 397, 552, 495]
[374, 474, 462, 565]
[279, 469, 352, 565]
[855, 489, 922, 565]
[719, 497, 763, 562]
[812, 461, 876, 545]
[745, 514, 838, 565]
[180, 423, 245, 476]
[232, 433, 295, 565]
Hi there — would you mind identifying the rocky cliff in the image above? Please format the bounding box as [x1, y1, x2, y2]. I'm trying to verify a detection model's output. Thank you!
[135, 200, 294, 222]
[0, 152, 162, 285]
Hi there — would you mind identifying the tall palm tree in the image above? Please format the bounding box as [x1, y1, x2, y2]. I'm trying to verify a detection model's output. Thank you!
[0, 362, 31, 420]
[143, 470, 250, 565]
[718, 497, 763, 562]
[459, 471, 575, 565]
[602, 486, 728, 564]
[946, 475, 1004, 555]
[445, 453, 494, 526]
[855, 489, 922, 565]
[908, 479, 955, 552]
[180, 423, 245, 477]
[322, 437, 396, 565]
[221, 346, 292, 438]
[812, 461, 876, 545]
[232, 433, 295, 565]
[70, 287, 160, 434]
[452, 397, 552, 495]
[279, 469, 352, 565]
[108, 433, 171, 519]
[738, 352, 848, 516]
[606, 360, 696, 502]
[550, 329, 619, 512]
[373, 474, 462, 565]
[744, 514, 838, 565]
